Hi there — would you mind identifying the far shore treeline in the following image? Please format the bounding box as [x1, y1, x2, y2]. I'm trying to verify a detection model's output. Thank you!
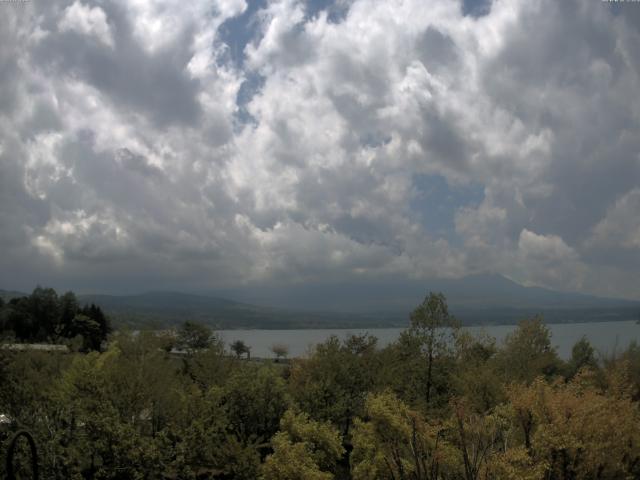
[3, 289, 640, 479]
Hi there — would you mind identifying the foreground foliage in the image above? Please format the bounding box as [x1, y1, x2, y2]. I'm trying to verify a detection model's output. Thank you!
[1, 292, 640, 479]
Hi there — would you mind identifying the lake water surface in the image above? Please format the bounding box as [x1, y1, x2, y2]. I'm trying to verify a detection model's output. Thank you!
[218, 320, 640, 359]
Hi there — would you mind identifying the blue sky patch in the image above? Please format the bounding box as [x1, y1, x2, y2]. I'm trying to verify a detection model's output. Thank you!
[218, 0, 267, 67]
[234, 72, 265, 127]
[305, 0, 351, 23]
[462, 0, 492, 18]
[410, 173, 484, 243]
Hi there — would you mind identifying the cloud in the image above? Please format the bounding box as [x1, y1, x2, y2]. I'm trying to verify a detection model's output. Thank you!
[587, 189, 640, 251]
[515, 229, 585, 289]
[58, 1, 114, 48]
[1, 0, 639, 301]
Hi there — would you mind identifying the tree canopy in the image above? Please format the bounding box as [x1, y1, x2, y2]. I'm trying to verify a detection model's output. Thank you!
[1, 291, 638, 479]
[0, 287, 110, 350]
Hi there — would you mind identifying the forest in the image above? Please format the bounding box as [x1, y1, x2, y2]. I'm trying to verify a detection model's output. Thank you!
[0, 288, 110, 352]
[2, 291, 640, 479]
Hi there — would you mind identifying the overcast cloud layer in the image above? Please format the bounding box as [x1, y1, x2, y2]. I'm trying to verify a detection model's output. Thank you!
[2, 0, 640, 300]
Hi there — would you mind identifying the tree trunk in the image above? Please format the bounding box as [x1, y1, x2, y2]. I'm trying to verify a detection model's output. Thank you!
[426, 350, 433, 406]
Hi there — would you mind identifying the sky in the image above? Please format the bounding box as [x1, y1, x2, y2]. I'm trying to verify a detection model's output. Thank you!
[1, 0, 640, 302]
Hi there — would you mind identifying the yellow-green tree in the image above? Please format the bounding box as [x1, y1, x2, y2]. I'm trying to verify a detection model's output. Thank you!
[261, 409, 344, 480]
[449, 399, 506, 480]
[351, 391, 460, 480]
[505, 377, 640, 479]
[159, 384, 229, 479]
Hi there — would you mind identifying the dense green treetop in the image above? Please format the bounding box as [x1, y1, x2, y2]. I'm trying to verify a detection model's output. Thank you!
[0, 287, 110, 351]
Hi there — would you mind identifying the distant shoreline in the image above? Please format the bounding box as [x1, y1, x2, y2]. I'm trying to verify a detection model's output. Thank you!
[124, 316, 639, 331]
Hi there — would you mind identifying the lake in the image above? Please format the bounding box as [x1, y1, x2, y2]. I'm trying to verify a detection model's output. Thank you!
[218, 320, 640, 359]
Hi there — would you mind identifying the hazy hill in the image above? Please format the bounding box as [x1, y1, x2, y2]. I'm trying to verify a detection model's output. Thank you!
[427, 274, 639, 309]
[3, 275, 640, 329]
[0, 289, 27, 302]
[78, 275, 640, 328]
[76, 291, 393, 329]
[219, 274, 640, 312]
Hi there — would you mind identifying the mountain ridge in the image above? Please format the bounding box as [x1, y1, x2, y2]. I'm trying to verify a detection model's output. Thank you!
[2, 274, 639, 328]
[212, 273, 640, 313]
[216, 273, 640, 327]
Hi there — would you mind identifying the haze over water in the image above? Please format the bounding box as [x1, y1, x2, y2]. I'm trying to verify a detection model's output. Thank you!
[219, 321, 640, 360]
